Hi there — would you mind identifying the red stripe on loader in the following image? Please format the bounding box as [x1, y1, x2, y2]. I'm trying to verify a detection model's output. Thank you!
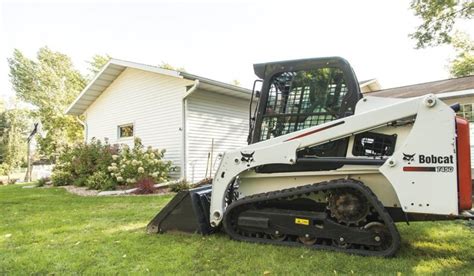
[285, 121, 345, 142]
[403, 166, 436, 172]
[455, 117, 472, 211]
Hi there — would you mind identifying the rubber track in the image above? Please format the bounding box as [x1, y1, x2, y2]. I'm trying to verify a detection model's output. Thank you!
[223, 178, 401, 257]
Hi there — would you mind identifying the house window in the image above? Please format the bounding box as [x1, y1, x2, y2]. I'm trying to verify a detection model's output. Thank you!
[118, 124, 134, 138]
[457, 104, 474, 122]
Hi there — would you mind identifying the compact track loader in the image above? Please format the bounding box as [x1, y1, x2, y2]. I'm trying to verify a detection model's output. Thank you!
[148, 57, 473, 257]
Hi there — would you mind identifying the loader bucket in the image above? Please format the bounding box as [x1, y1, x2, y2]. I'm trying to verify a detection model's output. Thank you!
[147, 185, 214, 235]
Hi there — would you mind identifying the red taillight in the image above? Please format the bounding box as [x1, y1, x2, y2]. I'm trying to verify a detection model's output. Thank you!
[456, 117, 472, 210]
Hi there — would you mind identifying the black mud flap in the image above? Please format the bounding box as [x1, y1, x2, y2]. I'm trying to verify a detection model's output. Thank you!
[147, 185, 214, 235]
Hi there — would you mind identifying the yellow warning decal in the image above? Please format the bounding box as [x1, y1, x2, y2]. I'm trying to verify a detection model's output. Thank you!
[295, 218, 309, 225]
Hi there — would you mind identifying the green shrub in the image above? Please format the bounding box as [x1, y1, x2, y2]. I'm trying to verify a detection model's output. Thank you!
[73, 176, 88, 187]
[52, 139, 118, 187]
[36, 177, 50, 187]
[51, 144, 76, 186]
[110, 138, 171, 187]
[51, 170, 73, 186]
[86, 171, 115, 191]
[171, 179, 191, 192]
[71, 141, 118, 178]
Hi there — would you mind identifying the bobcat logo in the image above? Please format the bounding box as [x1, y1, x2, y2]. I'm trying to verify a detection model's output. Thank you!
[403, 153, 415, 162]
[240, 151, 255, 167]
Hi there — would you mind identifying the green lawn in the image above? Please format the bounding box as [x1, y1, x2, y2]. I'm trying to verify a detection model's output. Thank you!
[1, 184, 473, 275]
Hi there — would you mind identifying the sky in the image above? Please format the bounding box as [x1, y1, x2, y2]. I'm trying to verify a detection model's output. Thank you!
[1, 0, 473, 103]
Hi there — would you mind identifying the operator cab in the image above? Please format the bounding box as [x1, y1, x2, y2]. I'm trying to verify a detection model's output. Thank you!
[249, 57, 362, 144]
[248, 57, 363, 172]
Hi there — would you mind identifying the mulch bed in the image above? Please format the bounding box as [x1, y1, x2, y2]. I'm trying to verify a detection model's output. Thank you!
[53, 184, 171, 197]
[61, 185, 99, 196]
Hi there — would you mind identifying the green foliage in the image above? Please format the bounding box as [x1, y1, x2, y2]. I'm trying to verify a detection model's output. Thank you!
[51, 139, 118, 187]
[50, 146, 74, 186]
[170, 179, 191, 192]
[231, 79, 241, 86]
[0, 107, 31, 178]
[409, 0, 473, 49]
[51, 170, 73, 186]
[71, 140, 117, 181]
[73, 176, 88, 187]
[86, 171, 115, 191]
[87, 54, 111, 78]
[8, 47, 86, 158]
[159, 61, 186, 72]
[36, 177, 50, 187]
[110, 137, 171, 186]
[449, 31, 474, 77]
[451, 54, 474, 77]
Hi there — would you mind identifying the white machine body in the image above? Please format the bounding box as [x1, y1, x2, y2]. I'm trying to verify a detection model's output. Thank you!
[209, 94, 462, 227]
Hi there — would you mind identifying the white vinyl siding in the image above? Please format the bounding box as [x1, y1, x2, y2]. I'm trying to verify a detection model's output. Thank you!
[186, 89, 249, 182]
[84, 68, 194, 178]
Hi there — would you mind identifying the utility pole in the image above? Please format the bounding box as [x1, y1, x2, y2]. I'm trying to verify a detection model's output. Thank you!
[25, 123, 38, 182]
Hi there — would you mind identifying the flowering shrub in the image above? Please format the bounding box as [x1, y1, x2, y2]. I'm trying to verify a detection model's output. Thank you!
[86, 171, 115, 191]
[52, 139, 118, 187]
[109, 138, 171, 186]
[51, 170, 74, 186]
[51, 137, 170, 190]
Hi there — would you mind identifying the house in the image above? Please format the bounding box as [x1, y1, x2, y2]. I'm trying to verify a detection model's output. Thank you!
[66, 59, 252, 182]
[359, 79, 382, 93]
[66, 57, 441, 183]
[364, 75, 474, 163]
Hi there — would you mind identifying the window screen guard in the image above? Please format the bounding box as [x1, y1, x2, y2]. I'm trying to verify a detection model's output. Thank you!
[259, 68, 348, 141]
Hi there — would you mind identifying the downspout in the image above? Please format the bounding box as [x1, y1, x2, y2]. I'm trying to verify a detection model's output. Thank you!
[181, 79, 200, 180]
[76, 117, 87, 142]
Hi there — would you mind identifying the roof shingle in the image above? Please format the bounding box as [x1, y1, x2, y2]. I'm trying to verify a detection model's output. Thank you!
[365, 75, 474, 98]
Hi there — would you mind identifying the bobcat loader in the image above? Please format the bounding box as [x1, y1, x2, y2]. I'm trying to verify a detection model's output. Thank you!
[148, 57, 473, 257]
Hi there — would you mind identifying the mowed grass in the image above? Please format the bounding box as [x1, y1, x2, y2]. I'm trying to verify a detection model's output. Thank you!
[1, 184, 473, 275]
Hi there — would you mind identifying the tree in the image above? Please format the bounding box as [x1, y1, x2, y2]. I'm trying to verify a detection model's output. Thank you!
[409, 0, 474, 77]
[159, 61, 186, 72]
[409, 0, 473, 49]
[0, 100, 7, 164]
[87, 54, 111, 78]
[8, 47, 86, 159]
[231, 79, 241, 86]
[0, 107, 31, 181]
[449, 32, 474, 77]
